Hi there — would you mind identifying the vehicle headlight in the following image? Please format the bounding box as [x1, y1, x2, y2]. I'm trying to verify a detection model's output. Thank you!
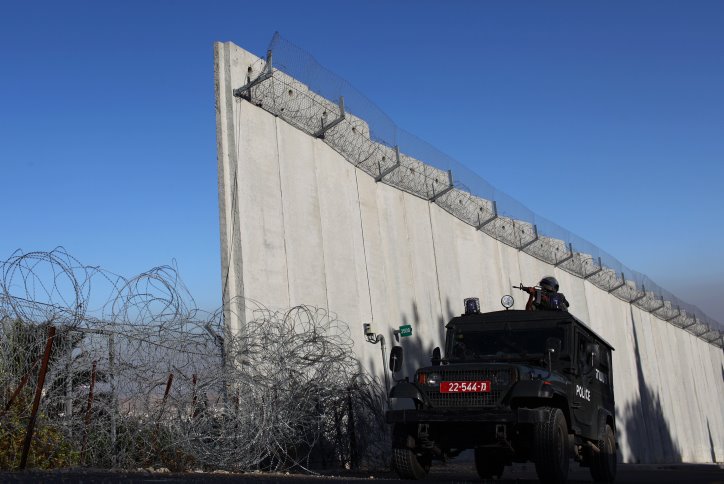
[427, 373, 441, 385]
[494, 371, 509, 386]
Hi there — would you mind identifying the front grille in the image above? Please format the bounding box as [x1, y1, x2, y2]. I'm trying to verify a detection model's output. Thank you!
[422, 367, 515, 408]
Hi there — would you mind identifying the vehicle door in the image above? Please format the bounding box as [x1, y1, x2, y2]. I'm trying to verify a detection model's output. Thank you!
[572, 329, 600, 439]
[596, 347, 615, 415]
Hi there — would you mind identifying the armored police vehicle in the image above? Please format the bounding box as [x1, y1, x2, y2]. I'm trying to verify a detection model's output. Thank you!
[386, 296, 617, 483]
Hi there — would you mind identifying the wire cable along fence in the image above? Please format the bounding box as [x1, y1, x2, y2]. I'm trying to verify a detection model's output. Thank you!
[234, 32, 722, 348]
[0, 249, 388, 471]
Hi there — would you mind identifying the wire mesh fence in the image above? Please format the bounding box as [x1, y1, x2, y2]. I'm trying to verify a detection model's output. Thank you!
[0, 249, 388, 471]
[235, 32, 722, 347]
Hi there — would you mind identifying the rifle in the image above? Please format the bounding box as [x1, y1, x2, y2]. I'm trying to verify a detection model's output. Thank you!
[514, 283, 543, 309]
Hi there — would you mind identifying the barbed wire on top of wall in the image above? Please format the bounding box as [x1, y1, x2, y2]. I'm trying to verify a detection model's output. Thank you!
[231, 32, 722, 348]
[0, 248, 387, 471]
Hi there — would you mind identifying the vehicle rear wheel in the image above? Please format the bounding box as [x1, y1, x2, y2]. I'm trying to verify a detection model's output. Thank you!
[590, 424, 617, 482]
[533, 407, 569, 484]
[474, 448, 505, 479]
[392, 447, 430, 480]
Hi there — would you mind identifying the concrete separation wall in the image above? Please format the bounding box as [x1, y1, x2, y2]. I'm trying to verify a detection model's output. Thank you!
[215, 41, 724, 464]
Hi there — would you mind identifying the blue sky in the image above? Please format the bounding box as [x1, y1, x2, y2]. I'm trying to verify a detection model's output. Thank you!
[1, 1, 722, 322]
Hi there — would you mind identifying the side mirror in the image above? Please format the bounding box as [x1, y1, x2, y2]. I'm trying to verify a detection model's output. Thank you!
[431, 347, 441, 366]
[545, 337, 562, 355]
[389, 346, 404, 373]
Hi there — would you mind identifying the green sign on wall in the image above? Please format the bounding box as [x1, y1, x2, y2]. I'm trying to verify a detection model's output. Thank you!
[399, 324, 412, 337]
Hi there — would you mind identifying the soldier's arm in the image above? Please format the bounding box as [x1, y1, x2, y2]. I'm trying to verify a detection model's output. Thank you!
[561, 293, 570, 310]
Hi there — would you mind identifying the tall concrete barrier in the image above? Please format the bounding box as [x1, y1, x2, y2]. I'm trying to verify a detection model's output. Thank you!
[215, 41, 723, 463]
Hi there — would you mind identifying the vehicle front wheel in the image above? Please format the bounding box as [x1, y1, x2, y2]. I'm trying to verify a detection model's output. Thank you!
[392, 447, 430, 480]
[533, 407, 569, 484]
[474, 448, 505, 479]
[590, 424, 617, 482]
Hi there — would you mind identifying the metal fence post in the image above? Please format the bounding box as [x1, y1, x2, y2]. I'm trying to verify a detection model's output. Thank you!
[1, 357, 40, 418]
[191, 374, 198, 418]
[81, 360, 98, 464]
[476, 201, 498, 230]
[347, 387, 358, 469]
[64, 344, 73, 431]
[19, 325, 56, 470]
[108, 332, 117, 468]
[157, 373, 174, 428]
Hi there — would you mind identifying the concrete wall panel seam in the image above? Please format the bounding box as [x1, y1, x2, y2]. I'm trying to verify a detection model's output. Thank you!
[274, 118, 293, 305]
[353, 170, 376, 325]
[426, 202, 447, 327]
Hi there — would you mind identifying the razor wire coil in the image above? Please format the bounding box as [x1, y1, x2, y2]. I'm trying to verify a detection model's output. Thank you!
[0, 248, 388, 471]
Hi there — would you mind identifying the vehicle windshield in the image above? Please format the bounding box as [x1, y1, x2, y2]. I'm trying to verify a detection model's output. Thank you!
[448, 324, 565, 361]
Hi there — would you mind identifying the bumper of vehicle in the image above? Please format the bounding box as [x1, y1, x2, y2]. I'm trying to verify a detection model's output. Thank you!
[386, 407, 547, 424]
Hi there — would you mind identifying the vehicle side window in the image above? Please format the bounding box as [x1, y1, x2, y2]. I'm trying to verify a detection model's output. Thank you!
[577, 330, 593, 374]
[600, 349, 613, 391]
[444, 328, 455, 357]
[600, 349, 609, 370]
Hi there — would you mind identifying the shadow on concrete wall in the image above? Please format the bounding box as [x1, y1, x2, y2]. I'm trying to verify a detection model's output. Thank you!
[706, 420, 717, 463]
[339, 301, 449, 471]
[375, 297, 450, 379]
[357, 295, 450, 379]
[620, 308, 681, 463]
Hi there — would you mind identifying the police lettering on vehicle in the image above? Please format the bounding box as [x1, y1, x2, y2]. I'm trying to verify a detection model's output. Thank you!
[575, 384, 591, 401]
[595, 369, 608, 384]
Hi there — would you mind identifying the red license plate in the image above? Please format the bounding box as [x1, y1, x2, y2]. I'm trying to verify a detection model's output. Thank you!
[440, 381, 491, 393]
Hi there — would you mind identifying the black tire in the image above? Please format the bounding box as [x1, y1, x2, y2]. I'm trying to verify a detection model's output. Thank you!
[474, 448, 505, 479]
[590, 424, 617, 482]
[392, 447, 430, 480]
[533, 407, 570, 484]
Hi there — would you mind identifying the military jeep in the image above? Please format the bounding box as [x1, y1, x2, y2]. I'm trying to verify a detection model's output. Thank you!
[386, 297, 617, 483]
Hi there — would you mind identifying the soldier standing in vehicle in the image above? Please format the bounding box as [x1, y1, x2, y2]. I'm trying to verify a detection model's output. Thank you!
[517, 276, 570, 311]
